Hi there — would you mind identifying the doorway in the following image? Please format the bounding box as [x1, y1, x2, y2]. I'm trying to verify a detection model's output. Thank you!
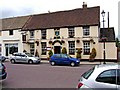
[54, 46, 61, 54]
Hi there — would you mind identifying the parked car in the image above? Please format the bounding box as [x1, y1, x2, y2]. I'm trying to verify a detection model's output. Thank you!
[77, 64, 120, 90]
[0, 55, 7, 62]
[49, 54, 80, 67]
[10, 53, 41, 64]
[0, 62, 7, 80]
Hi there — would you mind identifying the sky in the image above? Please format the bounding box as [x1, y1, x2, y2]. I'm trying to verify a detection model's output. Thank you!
[0, 0, 119, 37]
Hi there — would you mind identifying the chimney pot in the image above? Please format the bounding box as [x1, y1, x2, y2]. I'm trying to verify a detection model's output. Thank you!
[82, 2, 87, 8]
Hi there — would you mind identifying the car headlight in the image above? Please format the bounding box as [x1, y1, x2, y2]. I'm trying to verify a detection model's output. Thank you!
[76, 60, 80, 62]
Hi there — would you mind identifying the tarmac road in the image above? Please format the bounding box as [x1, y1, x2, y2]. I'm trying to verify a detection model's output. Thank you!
[1, 61, 94, 89]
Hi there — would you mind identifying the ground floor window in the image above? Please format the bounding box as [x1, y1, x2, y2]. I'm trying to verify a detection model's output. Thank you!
[5, 43, 18, 56]
[83, 41, 90, 55]
[41, 42, 46, 55]
[30, 43, 34, 55]
[68, 41, 75, 55]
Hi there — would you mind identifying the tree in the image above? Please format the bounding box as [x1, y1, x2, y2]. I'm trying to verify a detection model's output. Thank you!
[76, 48, 82, 59]
[116, 38, 120, 47]
[62, 47, 67, 54]
[89, 48, 97, 61]
[48, 50, 53, 58]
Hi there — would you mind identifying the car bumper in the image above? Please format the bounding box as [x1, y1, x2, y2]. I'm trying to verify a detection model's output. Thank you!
[33, 60, 41, 64]
[75, 62, 80, 66]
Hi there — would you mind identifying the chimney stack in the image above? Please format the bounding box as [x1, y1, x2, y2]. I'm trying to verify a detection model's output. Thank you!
[82, 2, 87, 8]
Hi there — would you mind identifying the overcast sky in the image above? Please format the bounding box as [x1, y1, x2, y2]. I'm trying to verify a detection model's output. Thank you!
[0, 0, 119, 37]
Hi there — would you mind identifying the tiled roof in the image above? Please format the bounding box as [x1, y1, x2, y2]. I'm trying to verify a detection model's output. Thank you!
[0, 16, 30, 31]
[22, 6, 100, 30]
[100, 27, 115, 42]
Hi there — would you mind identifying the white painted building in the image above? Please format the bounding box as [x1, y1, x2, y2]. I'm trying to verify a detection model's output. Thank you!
[0, 16, 30, 56]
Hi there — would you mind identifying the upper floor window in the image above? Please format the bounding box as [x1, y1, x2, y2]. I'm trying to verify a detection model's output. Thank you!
[68, 27, 75, 38]
[54, 28, 60, 39]
[22, 35, 26, 42]
[9, 30, 13, 35]
[30, 31, 34, 38]
[83, 26, 90, 36]
[83, 41, 90, 55]
[41, 29, 46, 39]
[68, 41, 75, 55]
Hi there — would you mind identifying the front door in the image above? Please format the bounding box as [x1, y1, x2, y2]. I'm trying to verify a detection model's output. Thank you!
[54, 46, 61, 54]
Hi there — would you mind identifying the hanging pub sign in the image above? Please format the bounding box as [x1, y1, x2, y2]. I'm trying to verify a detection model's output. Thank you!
[46, 47, 52, 51]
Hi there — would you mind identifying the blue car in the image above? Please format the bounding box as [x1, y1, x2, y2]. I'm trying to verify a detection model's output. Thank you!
[49, 54, 80, 67]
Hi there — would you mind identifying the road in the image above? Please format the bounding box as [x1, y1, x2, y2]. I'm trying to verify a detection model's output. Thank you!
[1, 61, 95, 89]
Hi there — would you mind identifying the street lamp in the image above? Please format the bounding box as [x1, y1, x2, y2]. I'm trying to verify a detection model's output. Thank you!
[101, 10, 105, 28]
[101, 10, 106, 64]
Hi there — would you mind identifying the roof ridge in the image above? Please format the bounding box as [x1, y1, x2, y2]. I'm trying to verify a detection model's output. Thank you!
[33, 6, 100, 16]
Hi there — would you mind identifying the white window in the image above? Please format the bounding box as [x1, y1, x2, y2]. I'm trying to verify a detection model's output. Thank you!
[30, 43, 34, 55]
[68, 27, 74, 38]
[69, 41, 75, 55]
[5, 43, 18, 56]
[41, 29, 46, 39]
[41, 42, 46, 55]
[30, 31, 34, 38]
[83, 26, 90, 36]
[83, 41, 90, 55]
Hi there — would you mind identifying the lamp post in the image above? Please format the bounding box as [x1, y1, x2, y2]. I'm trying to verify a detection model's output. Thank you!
[101, 10, 106, 64]
[101, 10, 105, 28]
[101, 37, 107, 64]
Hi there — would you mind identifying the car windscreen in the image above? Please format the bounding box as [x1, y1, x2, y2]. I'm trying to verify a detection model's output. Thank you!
[81, 66, 95, 79]
[25, 53, 33, 57]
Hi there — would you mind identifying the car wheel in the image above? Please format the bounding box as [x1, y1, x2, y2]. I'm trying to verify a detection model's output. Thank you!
[70, 62, 75, 67]
[11, 59, 15, 64]
[28, 60, 33, 64]
[51, 61, 55, 66]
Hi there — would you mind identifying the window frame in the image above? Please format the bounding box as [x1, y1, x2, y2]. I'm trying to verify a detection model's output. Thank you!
[9, 30, 13, 35]
[30, 43, 34, 55]
[68, 27, 75, 38]
[41, 42, 47, 55]
[68, 41, 75, 55]
[22, 35, 26, 42]
[83, 41, 90, 55]
[83, 26, 90, 36]
[30, 31, 34, 38]
[41, 29, 46, 39]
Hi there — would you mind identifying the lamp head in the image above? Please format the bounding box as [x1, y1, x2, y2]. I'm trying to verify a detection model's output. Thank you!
[101, 10, 105, 17]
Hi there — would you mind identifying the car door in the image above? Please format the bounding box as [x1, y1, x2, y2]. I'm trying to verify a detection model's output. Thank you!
[14, 53, 22, 62]
[20, 54, 28, 63]
[61, 54, 69, 65]
[95, 69, 117, 89]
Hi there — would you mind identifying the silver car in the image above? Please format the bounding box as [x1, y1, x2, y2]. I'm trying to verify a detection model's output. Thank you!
[77, 64, 120, 90]
[10, 53, 41, 64]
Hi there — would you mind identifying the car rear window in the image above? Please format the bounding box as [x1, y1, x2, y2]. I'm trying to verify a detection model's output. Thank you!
[82, 66, 95, 79]
[53, 54, 61, 58]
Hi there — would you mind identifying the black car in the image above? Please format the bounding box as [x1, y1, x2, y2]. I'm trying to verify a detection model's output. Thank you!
[0, 63, 7, 80]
